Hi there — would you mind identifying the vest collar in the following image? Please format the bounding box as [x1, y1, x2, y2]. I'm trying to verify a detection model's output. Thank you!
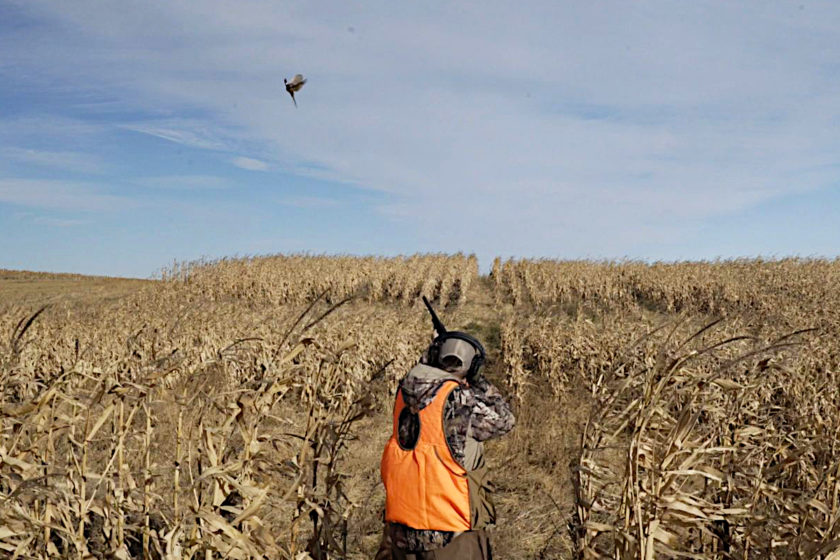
[407, 363, 463, 384]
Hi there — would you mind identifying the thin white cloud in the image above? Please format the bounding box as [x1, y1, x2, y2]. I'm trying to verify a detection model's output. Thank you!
[1, 147, 106, 174]
[0, 178, 132, 211]
[11, 208, 89, 228]
[32, 216, 90, 227]
[134, 175, 230, 190]
[0, 115, 104, 141]
[278, 196, 340, 208]
[119, 120, 235, 151]
[231, 156, 268, 171]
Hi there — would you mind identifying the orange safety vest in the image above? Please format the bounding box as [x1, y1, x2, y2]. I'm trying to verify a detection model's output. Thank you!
[380, 380, 471, 532]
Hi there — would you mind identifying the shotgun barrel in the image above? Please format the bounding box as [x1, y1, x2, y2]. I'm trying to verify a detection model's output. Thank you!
[422, 296, 447, 337]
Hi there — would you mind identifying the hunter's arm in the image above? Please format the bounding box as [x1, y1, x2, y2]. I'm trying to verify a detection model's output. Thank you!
[465, 377, 516, 441]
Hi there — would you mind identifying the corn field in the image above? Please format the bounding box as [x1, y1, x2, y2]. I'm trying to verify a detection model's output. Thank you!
[164, 253, 478, 307]
[496, 258, 840, 559]
[2, 255, 839, 559]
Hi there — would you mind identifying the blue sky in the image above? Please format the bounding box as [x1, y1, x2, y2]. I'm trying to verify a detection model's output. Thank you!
[1, 1, 839, 277]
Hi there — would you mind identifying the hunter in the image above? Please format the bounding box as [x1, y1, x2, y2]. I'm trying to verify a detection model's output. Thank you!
[378, 298, 515, 559]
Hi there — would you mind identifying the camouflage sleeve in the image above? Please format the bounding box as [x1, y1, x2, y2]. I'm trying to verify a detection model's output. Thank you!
[444, 380, 516, 467]
[463, 377, 516, 441]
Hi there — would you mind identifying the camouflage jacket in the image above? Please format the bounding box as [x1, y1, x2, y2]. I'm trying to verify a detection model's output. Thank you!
[386, 363, 516, 552]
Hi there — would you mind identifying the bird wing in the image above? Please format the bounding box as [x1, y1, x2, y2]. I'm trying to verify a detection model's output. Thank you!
[288, 74, 305, 86]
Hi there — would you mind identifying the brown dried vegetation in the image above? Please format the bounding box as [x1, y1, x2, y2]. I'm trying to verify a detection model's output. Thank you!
[495, 258, 840, 559]
[2, 254, 839, 559]
[0, 255, 475, 559]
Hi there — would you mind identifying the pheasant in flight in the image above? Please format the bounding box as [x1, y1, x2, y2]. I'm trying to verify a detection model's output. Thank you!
[284, 74, 306, 107]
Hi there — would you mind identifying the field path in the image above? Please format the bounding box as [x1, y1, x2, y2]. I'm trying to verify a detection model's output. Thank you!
[451, 277, 583, 558]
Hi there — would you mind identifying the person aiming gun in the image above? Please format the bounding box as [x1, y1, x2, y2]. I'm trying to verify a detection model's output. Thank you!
[378, 297, 515, 559]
